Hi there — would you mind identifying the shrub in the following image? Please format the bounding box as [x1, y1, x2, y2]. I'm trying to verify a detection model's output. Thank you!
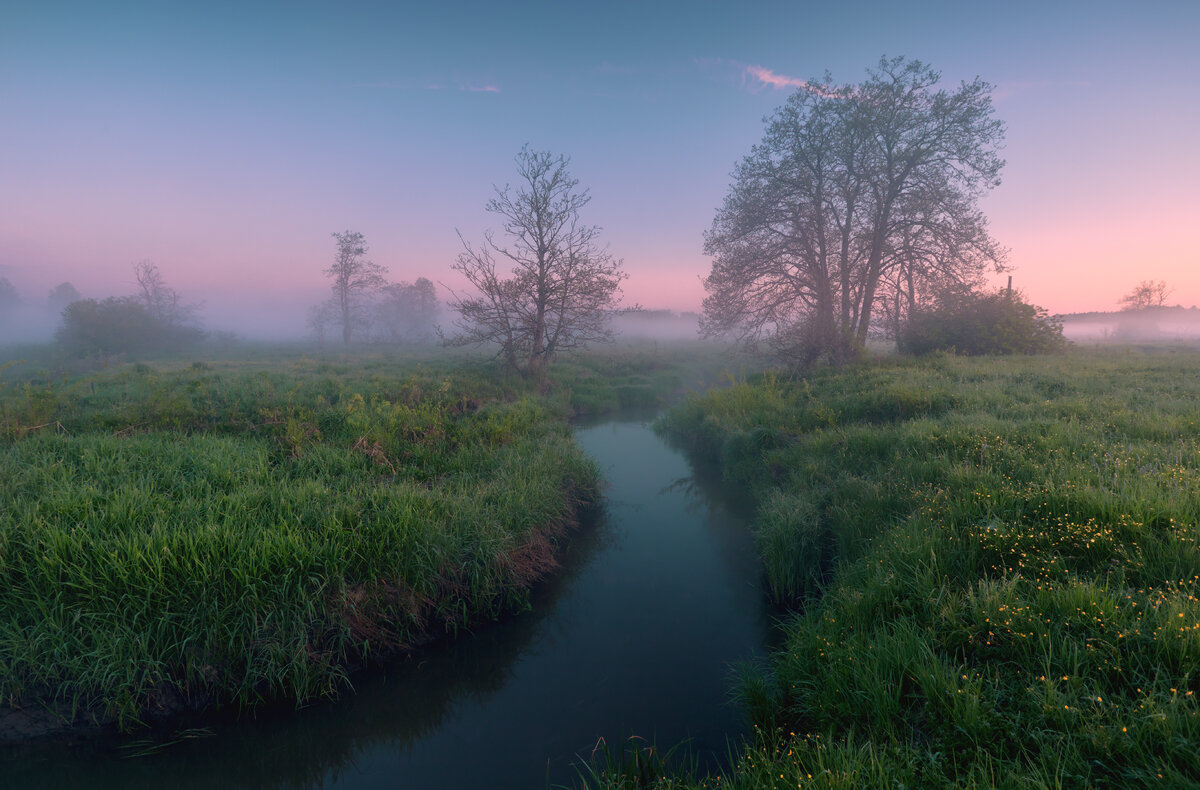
[56, 297, 205, 357]
[898, 290, 1066, 356]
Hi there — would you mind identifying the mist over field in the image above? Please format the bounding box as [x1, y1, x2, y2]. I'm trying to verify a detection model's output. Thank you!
[1060, 306, 1200, 343]
[0, 271, 710, 348]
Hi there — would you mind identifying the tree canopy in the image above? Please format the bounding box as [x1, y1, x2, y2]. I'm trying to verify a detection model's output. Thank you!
[702, 56, 1007, 366]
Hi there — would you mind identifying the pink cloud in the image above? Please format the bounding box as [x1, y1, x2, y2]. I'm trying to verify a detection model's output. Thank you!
[744, 64, 810, 90]
[742, 64, 842, 97]
[461, 84, 500, 93]
[696, 58, 837, 97]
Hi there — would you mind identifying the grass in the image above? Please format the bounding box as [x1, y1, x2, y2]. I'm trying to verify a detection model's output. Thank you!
[642, 348, 1200, 789]
[0, 343, 736, 732]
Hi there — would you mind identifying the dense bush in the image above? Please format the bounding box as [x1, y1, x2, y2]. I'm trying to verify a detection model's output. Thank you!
[56, 297, 205, 357]
[898, 290, 1066, 355]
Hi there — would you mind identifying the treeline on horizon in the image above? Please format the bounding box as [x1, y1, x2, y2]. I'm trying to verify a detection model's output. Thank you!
[0, 263, 707, 360]
[1, 53, 1188, 373]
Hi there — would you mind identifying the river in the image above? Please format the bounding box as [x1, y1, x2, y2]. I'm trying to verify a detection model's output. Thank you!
[6, 412, 772, 789]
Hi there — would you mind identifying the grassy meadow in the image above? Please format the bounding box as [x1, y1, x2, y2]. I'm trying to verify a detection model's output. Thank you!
[619, 348, 1200, 789]
[7, 339, 1198, 788]
[0, 342, 726, 732]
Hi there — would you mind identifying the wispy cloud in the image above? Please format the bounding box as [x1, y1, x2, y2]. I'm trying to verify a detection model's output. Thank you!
[461, 84, 500, 93]
[695, 58, 836, 96]
[743, 64, 811, 91]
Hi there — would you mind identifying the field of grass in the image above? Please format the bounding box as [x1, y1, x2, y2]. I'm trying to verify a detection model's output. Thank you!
[626, 349, 1200, 789]
[0, 343, 734, 733]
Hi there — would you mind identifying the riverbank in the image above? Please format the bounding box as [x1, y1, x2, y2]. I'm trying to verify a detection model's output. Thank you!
[647, 349, 1200, 788]
[3, 406, 776, 789]
[1, 351, 609, 741]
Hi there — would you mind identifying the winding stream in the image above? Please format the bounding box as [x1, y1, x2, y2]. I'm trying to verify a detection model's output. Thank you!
[7, 412, 772, 789]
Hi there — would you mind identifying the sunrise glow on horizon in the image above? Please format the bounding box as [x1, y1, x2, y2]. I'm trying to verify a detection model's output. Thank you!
[2, 0, 1198, 339]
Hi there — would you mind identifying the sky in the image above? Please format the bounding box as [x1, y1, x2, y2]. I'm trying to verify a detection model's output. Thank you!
[2, 0, 1198, 339]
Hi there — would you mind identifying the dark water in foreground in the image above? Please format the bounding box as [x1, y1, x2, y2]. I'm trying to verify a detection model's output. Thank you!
[7, 414, 772, 789]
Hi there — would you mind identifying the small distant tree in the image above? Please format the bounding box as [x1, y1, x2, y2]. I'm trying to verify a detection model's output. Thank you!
[0, 277, 20, 314]
[898, 289, 1065, 355]
[306, 300, 336, 346]
[374, 277, 439, 343]
[446, 147, 627, 376]
[133, 260, 202, 327]
[47, 282, 82, 314]
[325, 231, 387, 345]
[1119, 280, 1172, 311]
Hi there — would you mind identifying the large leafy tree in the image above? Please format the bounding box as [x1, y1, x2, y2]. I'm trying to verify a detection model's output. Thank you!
[702, 57, 1007, 366]
[447, 147, 626, 376]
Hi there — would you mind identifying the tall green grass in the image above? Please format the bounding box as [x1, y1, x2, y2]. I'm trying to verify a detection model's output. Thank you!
[0, 351, 612, 730]
[1, 342, 742, 732]
[646, 349, 1200, 788]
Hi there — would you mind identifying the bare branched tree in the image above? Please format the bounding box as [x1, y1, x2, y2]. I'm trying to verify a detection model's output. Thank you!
[325, 230, 387, 345]
[1118, 280, 1172, 310]
[702, 57, 1007, 366]
[446, 147, 627, 376]
[133, 260, 201, 327]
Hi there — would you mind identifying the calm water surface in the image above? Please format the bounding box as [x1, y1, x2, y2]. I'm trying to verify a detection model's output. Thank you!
[7, 414, 772, 789]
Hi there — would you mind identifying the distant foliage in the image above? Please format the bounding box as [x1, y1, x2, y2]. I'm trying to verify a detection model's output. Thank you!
[1118, 279, 1172, 311]
[373, 277, 439, 343]
[46, 281, 82, 315]
[324, 230, 388, 345]
[56, 297, 205, 357]
[0, 277, 19, 312]
[898, 290, 1065, 355]
[0, 277, 20, 339]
